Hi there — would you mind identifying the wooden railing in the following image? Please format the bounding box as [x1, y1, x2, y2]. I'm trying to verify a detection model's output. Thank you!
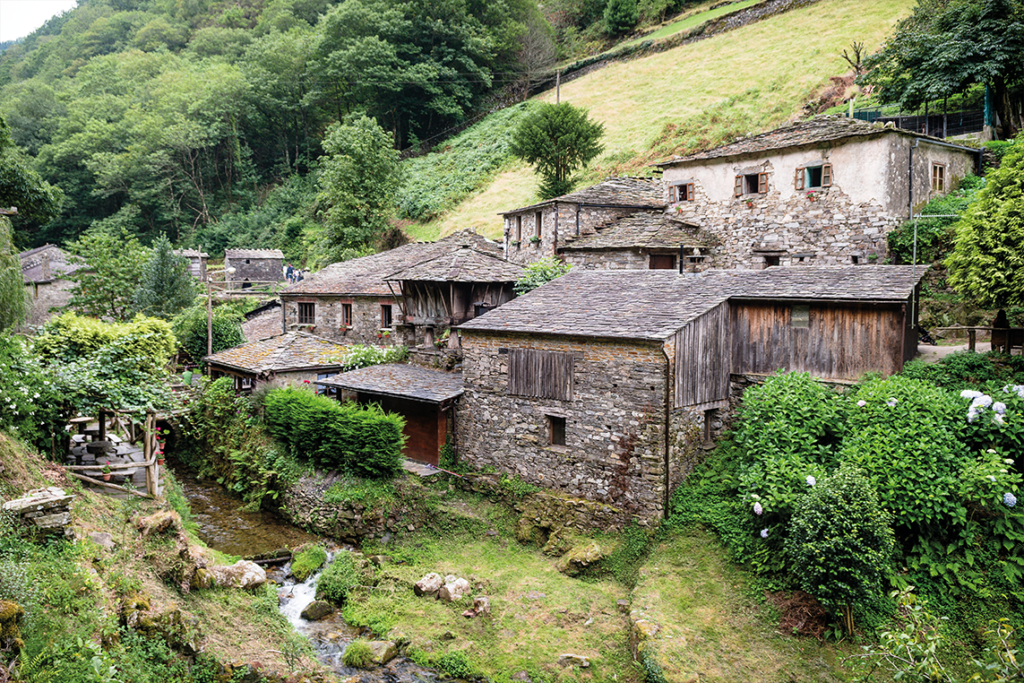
[931, 326, 1024, 353]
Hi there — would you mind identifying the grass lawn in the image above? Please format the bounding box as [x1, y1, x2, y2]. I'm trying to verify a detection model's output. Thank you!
[423, 0, 913, 241]
[624, 0, 763, 46]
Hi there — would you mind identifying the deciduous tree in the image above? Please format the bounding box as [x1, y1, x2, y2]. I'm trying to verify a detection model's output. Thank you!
[66, 228, 151, 321]
[510, 102, 604, 199]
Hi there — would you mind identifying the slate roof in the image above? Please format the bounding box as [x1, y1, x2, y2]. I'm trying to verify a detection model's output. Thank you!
[19, 244, 82, 284]
[204, 332, 348, 374]
[499, 177, 665, 215]
[173, 249, 209, 258]
[559, 211, 719, 251]
[458, 266, 925, 341]
[385, 245, 525, 283]
[283, 230, 503, 297]
[654, 115, 978, 166]
[316, 363, 464, 403]
[225, 248, 284, 259]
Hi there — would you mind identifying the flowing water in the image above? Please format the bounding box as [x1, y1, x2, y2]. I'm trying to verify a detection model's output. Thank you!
[174, 469, 438, 682]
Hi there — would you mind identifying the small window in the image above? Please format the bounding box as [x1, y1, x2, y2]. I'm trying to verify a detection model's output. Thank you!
[791, 304, 809, 328]
[341, 303, 352, 328]
[649, 254, 676, 270]
[764, 255, 780, 268]
[515, 215, 522, 243]
[796, 163, 833, 190]
[316, 372, 338, 397]
[703, 408, 718, 443]
[735, 173, 767, 197]
[932, 163, 945, 192]
[852, 255, 860, 265]
[239, 377, 253, 392]
[669, 183, 695, 202]
[381, 304, 393, 329]
[535, 211, 543, 239]
[549, 415, 566, 446]
[298, 302, 315, 325]
[245, 259, 250, 264]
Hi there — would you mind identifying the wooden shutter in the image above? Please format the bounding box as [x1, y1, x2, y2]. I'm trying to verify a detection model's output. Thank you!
[734, 176, 743, 197]
[758, 173, 768, 194]
[822, 163, 833, 187]
[794, 168, 804, 190]
[508, 349, 574, 400]
[668, 185, 678, 203]
[686, 182, 695, 200]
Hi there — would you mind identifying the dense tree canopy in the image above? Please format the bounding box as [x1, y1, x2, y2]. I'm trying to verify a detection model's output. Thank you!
[945, 136, 1024, 309]
[510, 102, 604, 198]
[861, 0, 1024, 139]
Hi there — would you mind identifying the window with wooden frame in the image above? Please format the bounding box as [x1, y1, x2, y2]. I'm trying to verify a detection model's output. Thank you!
[791, 304, 810, 328]
[298, 302, 315, 325]
[341, 303, 352, 328]
[734, 173, 768, 197]
[535, 211, 543, 239]
[380, 304, 393, 329]
[507, 349, 574, 400]
[795, 163, 833, 190]
[515, 215, 522, 243]
[548, 415, 566, 446]
[669, 182, 695, 202]
[931, 163, 946, 192]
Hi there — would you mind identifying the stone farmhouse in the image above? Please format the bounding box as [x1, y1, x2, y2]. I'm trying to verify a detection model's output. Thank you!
[19, 244, 83, 328]
[279, 230, 502, 347]
[205, 331, 349, 393]
[224, 248, 284, 288]
[501, 116, 978, 272]
[455, 266, 925, 521]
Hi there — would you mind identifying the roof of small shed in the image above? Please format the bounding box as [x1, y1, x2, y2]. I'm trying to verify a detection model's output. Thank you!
[173, 249, 209, 258]
[385, 245, 525, 283]
[499, 177, 665, 215]
[225, 248, 284, 259]
[458, 266, 926, 341]
[654, 116, 976, 166]
[559, 211, 719, 251]
[204, 332, 347, 373]
[316, 363, 464, 403]
[283, 230, 502, 297]
[19, 244, 82, 284]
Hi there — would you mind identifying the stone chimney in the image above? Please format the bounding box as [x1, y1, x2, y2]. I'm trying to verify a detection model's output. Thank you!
[41, 252, 51, 281]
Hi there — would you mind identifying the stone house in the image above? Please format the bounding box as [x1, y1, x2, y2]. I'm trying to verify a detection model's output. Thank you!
[224, 249, 284, 288]
[204, 331, 349, 393]
[500, 177, 665, 266]
[173, 249, 208, 280]
[455, 265, 925, 522]
[279, 230, 502, 346]
[653, 116, 979, 269]
[19, 244, 83, 328]
[384, 244, 525, 348]
[317, 364, 463, 466]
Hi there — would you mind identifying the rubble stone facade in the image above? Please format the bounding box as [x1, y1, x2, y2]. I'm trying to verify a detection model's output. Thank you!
[282, 295, 398, 346]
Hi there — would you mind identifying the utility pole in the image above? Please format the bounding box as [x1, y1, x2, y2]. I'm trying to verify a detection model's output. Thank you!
[556, 71, 561, 104]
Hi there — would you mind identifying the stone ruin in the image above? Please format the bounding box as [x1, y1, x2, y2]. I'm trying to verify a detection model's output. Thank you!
[1, 487, 75, 539]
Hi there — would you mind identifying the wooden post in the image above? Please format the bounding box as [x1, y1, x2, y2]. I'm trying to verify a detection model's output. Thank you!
[556, 71, 561, 104]
[144, 411, 154, 498]
[98, 410, 107, 442]
[969, 328, 977, 352]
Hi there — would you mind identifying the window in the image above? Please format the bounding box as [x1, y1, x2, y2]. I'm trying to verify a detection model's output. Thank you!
[734, 173, 767, 197]
[703, 408, 718, 443]
[316, 372, 338, 397]
[764, 255, 780, 268]
[380, 304, 393, 329]
[535, 211, 543, 240]
[298, 302, 315, 325]
[852, 255, 860, 265]
[932, 163, 945, 192]
[341, 303, 352, 328]
[791, 304, 809, 328]
[508, 349, 574, 400]
[669, 182, 695, 202]
[649, 254, 676, 270]
[549, 415, 566, 446]
[515, 215, 522, 243]
[795, 163, 832, 190]
[239, 377, 253, 392]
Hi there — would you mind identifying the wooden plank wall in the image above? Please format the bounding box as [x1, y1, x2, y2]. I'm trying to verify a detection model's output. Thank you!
[508, 349, 574, 400]
[674, 303, 731, 408]
[730, 301, 905, 379]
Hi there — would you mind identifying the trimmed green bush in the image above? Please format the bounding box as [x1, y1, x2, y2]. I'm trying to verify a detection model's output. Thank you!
[34, 312, 176, 372]
[316, 552, 360, 605]
[342, 639, 374, 668]
[291, 545, 327, 583]
[264, 386, 406, 479]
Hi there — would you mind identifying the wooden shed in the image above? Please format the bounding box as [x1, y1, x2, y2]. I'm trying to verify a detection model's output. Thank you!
[316, 364, 463, 466]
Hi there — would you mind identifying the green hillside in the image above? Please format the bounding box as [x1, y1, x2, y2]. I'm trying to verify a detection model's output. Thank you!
[406, 0, 915, 242]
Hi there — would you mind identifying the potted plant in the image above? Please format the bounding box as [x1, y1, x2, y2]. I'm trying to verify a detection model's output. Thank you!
[745, 199, 755, 209]
[806, 190, 818, 202]
[529, 235, 541, 244]
[510, 240, 521, 248]
[102, 462, 112, 482]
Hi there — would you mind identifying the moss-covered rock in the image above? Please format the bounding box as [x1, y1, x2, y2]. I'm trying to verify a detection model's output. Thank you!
[556, 542, 608, 576]
[290, 544, 327, 582]
[0, 600, 25, 654]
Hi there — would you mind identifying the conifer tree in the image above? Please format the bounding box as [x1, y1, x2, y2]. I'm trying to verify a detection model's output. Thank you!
[133, 235, 197, 319]
[604, 0, 639, 35]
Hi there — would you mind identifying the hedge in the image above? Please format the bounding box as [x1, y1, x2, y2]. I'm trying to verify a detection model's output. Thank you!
[263, 386, 406, 479]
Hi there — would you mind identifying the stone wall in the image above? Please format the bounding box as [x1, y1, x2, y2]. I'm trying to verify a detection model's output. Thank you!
[458, 330, 672, 521]
[23, 279, 73, 329]
[563, 249, 650, 270]
[281, 294, 399, 346]
[225, 257, 284, 286]
[504, 203, 642, 266]
[2, 487, 75, 539]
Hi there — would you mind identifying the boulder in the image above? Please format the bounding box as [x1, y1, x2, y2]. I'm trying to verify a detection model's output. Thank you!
[438, 577, 470, 602]
[89, 532, 115, 550]
[414, 572, 443, 597]
[557, 654, 590, 668]
[137, 510, 182, 537]
[0, 600, 25, 654]
[368, 640, 398, 665]
[300, 600, 334, 622]
[209, 560, 266, 589]
[463, 596, 491, 618]
[190, 568, 216, 591]
[555, 542, 608, 576]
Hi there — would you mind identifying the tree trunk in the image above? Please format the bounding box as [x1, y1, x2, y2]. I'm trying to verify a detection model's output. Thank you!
[993, 76, 1021, 139]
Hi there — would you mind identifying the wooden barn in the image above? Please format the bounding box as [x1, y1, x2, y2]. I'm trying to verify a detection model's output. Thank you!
[455, 266, 924, 521]
[316, 364, 463, 466]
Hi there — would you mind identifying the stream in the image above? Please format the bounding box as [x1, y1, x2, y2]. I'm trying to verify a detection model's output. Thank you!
[175, 470, 439, 682]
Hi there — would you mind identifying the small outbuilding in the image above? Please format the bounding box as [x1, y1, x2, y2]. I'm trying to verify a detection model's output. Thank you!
[204, 331, 349, 392]
[316, 364, 463, 466]
[224, 249, 285, 289]
[173, 249, 209, 280]
[19, 244, 83, 328]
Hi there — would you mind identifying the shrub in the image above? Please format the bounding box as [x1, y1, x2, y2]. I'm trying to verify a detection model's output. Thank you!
[316, 553, 360, 605]
[435, 651, 475, 678]
[887, 174, 983, 264]
[34, 312, 176, 372]
[290, 545, 327, 583]
[334, 344, 409, 372]
[514, 257, 572, 296]
[785, 465, 896, 634]
[171, 302, 245, 363]
[342, 639, 374, 668]
[263, 387, 406, 478]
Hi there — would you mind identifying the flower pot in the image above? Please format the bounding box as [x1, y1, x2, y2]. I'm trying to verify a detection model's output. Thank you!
[157, 458, 165, 466]
[103, 473, 111, 482]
